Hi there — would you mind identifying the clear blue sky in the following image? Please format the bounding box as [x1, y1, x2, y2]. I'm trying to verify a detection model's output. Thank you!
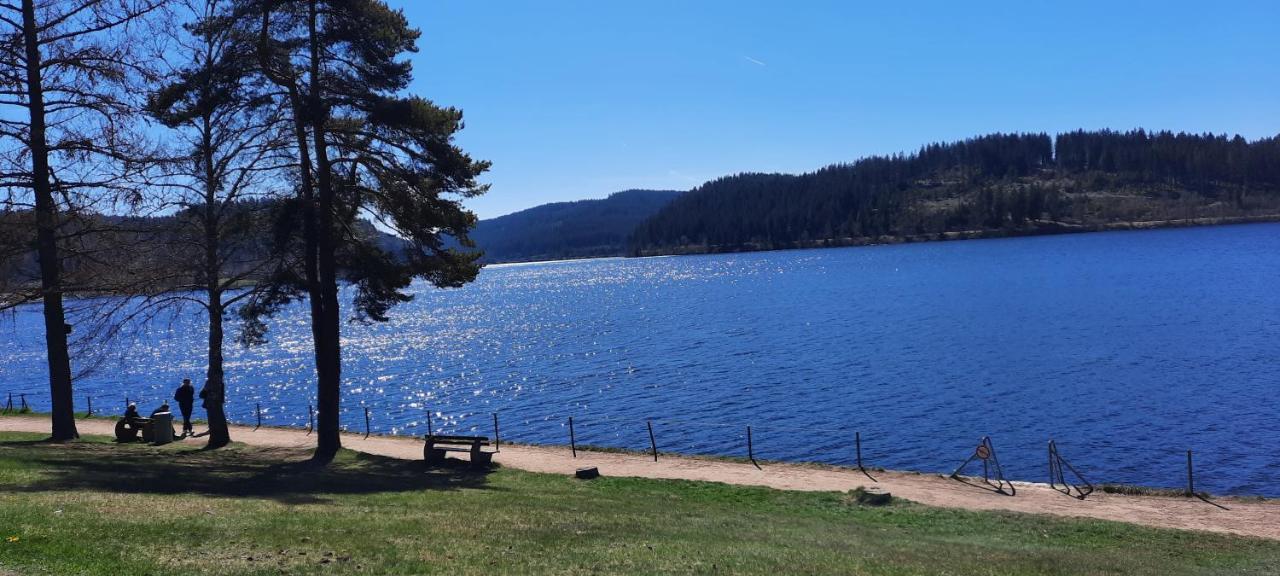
[389, 0, 1280, 219]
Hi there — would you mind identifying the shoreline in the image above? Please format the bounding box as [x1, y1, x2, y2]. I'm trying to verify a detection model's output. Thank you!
[474, 213, 1280, 265]
[4, 414, 1277, 541]
[6, 216, 1277, 297]
[629, 213, 1280, 258]
[478, 212, 1280, 264]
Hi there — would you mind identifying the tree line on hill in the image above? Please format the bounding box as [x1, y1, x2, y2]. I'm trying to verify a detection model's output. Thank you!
[630, 130, 1280, 254]
[466, 189, 681, 262]
[0, 0, 487, 460]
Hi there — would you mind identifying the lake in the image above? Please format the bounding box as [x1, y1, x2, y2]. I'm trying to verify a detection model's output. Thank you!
[2, 223, 1279, 495]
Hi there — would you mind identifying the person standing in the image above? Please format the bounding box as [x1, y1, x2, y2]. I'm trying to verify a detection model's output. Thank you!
[174, 378, 196, 436]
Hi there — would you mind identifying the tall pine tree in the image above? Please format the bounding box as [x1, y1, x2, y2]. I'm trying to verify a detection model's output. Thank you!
[244, 0, 488, 461]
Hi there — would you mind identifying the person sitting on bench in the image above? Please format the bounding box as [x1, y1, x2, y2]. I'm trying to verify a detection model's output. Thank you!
[124, 403, 141, 423]
[115, 403, 146, 442]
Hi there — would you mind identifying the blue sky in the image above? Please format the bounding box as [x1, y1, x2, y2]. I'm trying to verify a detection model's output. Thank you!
[390, 0, 1280, 219]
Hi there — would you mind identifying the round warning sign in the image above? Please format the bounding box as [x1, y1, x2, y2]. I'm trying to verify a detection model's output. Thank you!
[975, 444, 991, 460]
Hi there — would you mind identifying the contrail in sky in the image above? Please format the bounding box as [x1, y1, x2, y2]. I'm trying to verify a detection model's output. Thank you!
[743, 56, 767, 67]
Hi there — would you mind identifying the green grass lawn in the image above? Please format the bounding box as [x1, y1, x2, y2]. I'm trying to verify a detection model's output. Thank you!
[1, 433, 1277, 575]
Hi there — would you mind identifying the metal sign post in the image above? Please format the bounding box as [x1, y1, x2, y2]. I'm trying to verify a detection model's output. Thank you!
[949, 436, 1015, 496]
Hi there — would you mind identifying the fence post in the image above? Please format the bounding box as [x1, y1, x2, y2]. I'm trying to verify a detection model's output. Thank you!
[4, 392, 11, 413]
[124, 395, 129, 411]
[426, 410, 433, 437]
[20, 393, 27, 411]
[364, 407, 371, 439]
[1048, 440, 1056, 487]
[747, 426, 755, 462]
[1186, 450, 1195, 496]
[493, 413, 500, 452]
[647, 420, 658, 462]
[254, 403, 262, 431]
[855, 431, 876, 481]
[569, 416, 577, 458]
[85, 396, 93, 418]
[307, 404, 314, 435]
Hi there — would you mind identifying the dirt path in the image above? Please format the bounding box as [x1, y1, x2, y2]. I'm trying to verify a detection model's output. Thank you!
[4, 415, 1278, 540]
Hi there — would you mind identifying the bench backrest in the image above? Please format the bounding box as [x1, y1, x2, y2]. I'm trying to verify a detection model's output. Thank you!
[425, 434, 490, 446]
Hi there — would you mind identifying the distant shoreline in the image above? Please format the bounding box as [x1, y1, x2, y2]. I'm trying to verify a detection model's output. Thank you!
[484, 213, 1280, 264]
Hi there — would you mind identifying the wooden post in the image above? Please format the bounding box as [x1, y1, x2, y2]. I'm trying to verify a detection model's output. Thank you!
[747, 426, 755, 462]
[4, 392, 11, 413]
[855, 431, 876, 481]
[85, 395, 93, 418]
[1048, 440, 1055, 486]
[1186, 450, 1195, 496]
[307, 404, 314, 435]
[124, 395, 129, 411]
[569, 416, 577, 458]
[254, 403, 262, 431]
[647, 420, 658, 462]
[426, 410, 434, 437]
[364, 407, 371, 439]
[19, 393, 26, 411]
[493, 413, 501, 452]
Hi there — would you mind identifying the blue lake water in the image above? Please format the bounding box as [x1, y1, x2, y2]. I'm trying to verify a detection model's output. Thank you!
[2, 223, 1279, 495]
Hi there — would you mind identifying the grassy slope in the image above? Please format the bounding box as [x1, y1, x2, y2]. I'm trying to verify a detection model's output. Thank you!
[0, 433, 1277, 576]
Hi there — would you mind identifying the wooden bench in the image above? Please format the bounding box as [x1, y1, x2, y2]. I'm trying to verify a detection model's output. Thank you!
[423, 435, 493, 467]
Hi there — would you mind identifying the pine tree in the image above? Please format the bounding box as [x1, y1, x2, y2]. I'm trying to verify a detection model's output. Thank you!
[243, 0, 489, 461]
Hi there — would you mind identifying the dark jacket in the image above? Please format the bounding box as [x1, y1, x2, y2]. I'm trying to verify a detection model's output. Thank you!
[174, 384, 195, 407]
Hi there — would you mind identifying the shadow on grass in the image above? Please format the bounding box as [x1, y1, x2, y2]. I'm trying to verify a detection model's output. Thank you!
[0, 439, 495, 504]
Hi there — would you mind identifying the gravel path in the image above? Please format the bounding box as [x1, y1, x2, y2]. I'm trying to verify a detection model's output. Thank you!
[4, 415, 1277, 540]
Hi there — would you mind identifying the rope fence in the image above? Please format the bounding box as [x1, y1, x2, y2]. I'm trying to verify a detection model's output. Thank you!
[1, 387, 1273, 498]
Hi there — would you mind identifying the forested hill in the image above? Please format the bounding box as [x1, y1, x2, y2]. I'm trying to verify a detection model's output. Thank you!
[630, 130, 1280, 255]
[470, 189, 681, 262]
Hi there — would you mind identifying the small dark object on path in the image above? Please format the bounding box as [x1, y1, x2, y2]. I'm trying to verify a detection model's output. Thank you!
[575, 467, 600, 480]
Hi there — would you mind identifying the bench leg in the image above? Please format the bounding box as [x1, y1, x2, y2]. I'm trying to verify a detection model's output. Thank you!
[424, 447, 446, 465]
[471, 449, 492, 467]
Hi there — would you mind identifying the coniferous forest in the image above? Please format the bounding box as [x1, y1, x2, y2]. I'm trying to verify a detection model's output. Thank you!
[629, 130, 1280, 255]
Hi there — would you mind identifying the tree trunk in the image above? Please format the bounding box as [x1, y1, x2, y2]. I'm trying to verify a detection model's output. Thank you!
[308, 0, 342, 463]
[257, 1, 340, 462]
[22, 0, 77, 441]
[204, 299, 230, 447]
[202, 123, 231, 448]
[280, 85, 331, 461]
